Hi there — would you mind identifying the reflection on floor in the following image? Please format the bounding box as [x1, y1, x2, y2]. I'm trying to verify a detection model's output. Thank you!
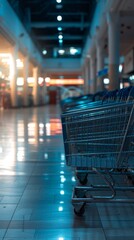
[0, 105, 133, 239]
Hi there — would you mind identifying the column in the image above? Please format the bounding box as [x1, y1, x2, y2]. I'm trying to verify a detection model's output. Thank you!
[33, 67, 39, 106]
[10, 45, 18, 107]
[107, 12, 120, 90]
[43, 78, 47, 104]
[84, 59, 90, 94]
[96, 38, 105, 91]
[89, 55, 96, 94]
[23, 56, 29, 106]
[81, 66, 86, 94]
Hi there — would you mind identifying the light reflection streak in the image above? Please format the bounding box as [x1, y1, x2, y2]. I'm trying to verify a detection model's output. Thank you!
[18, 138, 24, 143]
[17, 147, 25, 161]
[44, 153, 48, 159]
[39, 138, 44, 142]
[2, 148, 16, 168]
[28, 122, 36, 137]
[39, 123, 44, 128]
[0, 147, 3, 153]
[28, 138, 36, 143]
[61, 178, 66, 183]
[61, 153, 65, 161]
[17, 122, 24, 137]
[45, 118, 62, 136]
[46, 123, 51, 136]
[71, 176, 76, 182]
[60, 190, 64, 195]
[39, 123, 44, 136]
[58, 206, 63, 212]
[0, 170, 16, 176]
[61, 162, 65, 165]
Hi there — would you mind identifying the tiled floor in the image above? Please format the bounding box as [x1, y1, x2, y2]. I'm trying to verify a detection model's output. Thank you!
[0, 105, 134, 240]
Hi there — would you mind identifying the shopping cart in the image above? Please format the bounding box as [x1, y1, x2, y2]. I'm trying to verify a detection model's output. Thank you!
[64, 87, 134, 185]
[60, 94, 93, 112]
[61, 88, 134, 216]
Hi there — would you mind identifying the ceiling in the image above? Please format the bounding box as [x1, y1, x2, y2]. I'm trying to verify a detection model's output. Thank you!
[7, 0, 97, 59]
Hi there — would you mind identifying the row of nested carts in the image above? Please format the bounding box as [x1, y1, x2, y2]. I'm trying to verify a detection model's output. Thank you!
[61, 86, 134, 216]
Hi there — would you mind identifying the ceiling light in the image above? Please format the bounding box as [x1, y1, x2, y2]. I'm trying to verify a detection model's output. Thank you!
[45, 77, 51, 83]
[56, 0, 62, 3]
[42, 49, 47, 55]
[58, 27, 62, 31]
[56, 4, 63, 9]
[16, 59, 24, 68]
[38, 77, 44, 85]
[59, 39, 63, 44]
[17, 77, 24, 86]
[58, 49, 65, 55]
[119, 64, 123, 73]
[129, 75, 134, 81]
[103, 78, 110, 84]
[57, 15, 62, 21]
[58, 34, 63, 39]
[70, 47, 78, 55]
[27, 77, 34, 84]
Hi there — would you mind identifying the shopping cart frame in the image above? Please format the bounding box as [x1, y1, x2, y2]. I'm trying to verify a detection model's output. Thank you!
[61, 100, 134, 216]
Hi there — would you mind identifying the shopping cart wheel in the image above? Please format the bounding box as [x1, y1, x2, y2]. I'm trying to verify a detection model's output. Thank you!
[74, 203, 85, 217]
[76, 173, 88, 185]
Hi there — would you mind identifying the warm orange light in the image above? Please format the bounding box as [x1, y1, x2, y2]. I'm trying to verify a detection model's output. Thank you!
[48, 79, 84, 85]
[45, 119, 62, 136]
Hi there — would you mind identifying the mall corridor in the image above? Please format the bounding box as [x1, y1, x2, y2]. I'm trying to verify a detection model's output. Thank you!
[0, 105, 134, 240]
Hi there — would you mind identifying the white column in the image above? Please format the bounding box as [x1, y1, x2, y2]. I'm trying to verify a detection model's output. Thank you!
[89, 56, 96, 94]
[43, 79, 47, 104]
[23, 56, 29, 106]
[96, 39, 104, 91]
[10, 45, 18, 107]
[33, 67, 39, 106]
[84, 59, 90, 94]
[107, 12, 120, 90]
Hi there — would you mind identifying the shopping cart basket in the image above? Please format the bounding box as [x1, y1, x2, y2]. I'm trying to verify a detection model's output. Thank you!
[61, 100, 134, 216]
[63, 87, 134, 185]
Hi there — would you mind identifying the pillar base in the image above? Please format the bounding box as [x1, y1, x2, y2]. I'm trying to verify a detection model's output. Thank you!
[109, 64, 120, 90]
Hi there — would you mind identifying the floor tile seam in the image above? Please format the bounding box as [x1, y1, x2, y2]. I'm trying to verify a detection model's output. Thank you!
[96, 203, 108, 240]
[2, 162, 37, 239]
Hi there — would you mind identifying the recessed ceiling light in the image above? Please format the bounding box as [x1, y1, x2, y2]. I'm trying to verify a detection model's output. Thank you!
[70, 47, 78, 55]
[56, 0, 62, 3]
[57, 15, 62, 21]
[103, 78, 109, 84]
[59, 39, 63, 44]
[45, 77, 51, 83]
[58, 34, 63, 39]
[42, 49, 47, 55]
[56, 4, 63, 9]
[58, 27, 62, 31]
[58, 49, 65, 55]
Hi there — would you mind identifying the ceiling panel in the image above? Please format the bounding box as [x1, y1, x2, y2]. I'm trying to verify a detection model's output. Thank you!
[7, 0, 97, 58]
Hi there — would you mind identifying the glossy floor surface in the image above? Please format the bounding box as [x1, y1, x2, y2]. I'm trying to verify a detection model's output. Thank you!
[0, 105, 134, 240]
